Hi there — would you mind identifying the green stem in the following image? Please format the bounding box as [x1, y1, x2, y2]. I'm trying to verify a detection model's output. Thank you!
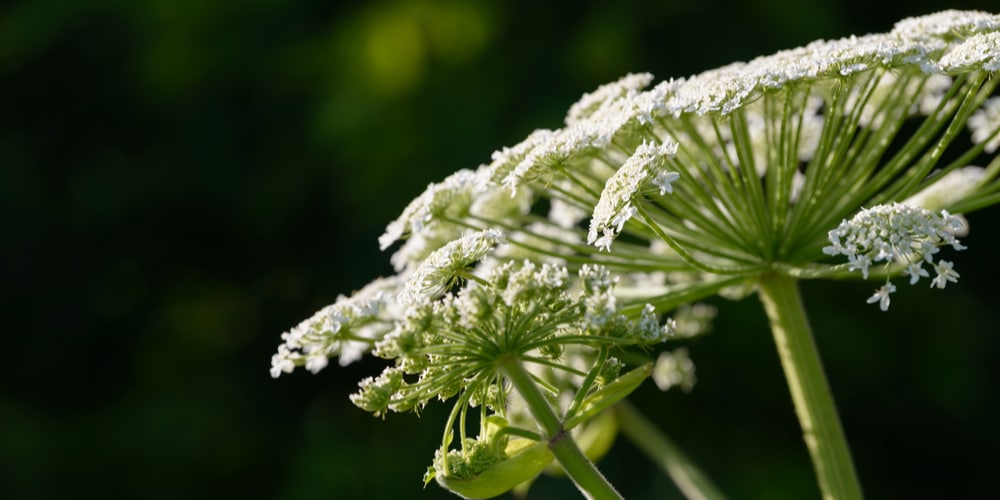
[757, 273, 862, 500]
[500, 356, 623, 500]
[615, 401, 727, 500]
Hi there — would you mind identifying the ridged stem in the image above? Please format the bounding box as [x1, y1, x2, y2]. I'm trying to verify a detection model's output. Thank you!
[757, 272, 862, 499]
[501, 356, 623, 500]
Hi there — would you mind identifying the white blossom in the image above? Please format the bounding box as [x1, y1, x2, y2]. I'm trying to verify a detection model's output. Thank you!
[902, 262, 930, 285]
[892, 10, 1000, 43]
[270, 276, 401, 377]
[930, 260, 960, 289]
[825, 203, 966, 309]
[398, 229, 505, 306]
[652, 348, 696, 393]
[935, 31, 1000, 73]
[379, 168, 490, 250]
[969, 97, 1000, 154]
[588, 140, 679, 250]
[866, 282, 897, 311]
[565, 72, 654, 125]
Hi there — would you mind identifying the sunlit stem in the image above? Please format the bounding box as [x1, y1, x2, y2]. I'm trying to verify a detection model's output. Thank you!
[757, 272, 862, 500]
[500, 355, 623, 500]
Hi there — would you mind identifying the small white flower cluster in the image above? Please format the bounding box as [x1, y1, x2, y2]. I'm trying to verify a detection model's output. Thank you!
[823, 203, 965, 310]
[935, 31, 1000, 73]
[588, 140, 679, 251]
[379, 168, 489, 251]
[565, 72, 655, 125]
[969, 97, 1000, 153]
[270, 276, 402, 378]
[580, 264, 620, 330]
[397, 229, 505, 307]
[652, 348, 696, 393]
[577, 266, 673, 343]
[636, 303, 678, 343]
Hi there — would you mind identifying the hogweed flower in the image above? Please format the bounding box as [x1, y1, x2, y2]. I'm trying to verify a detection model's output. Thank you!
[273, 10, 1000, 499]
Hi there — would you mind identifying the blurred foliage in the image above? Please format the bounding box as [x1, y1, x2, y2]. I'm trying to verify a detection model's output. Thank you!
[2, 0, 999, 498]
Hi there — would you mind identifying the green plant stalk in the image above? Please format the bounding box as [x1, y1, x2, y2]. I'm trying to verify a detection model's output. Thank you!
[615, 401, 727, 500]
[757, 272, 862, 500]
[500, 356, 623, 500]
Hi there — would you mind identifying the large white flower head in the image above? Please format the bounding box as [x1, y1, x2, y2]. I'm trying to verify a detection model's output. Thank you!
[277, 10, 1000, 377]
[273, 12, 1000, 499]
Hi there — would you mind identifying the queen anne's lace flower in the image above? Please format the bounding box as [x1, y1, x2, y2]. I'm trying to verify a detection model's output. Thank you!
[279, 8, 1000, 373]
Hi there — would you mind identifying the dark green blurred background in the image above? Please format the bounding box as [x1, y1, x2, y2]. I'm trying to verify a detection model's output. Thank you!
[3, 0, 999, 498]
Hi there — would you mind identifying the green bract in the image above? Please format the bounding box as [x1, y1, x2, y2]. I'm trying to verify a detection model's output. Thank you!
[428, 416, 555, 499]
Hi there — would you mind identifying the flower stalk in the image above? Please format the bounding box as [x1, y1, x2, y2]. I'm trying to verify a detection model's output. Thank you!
[758, 272, 861, 500]
[500, 355, 624, 500]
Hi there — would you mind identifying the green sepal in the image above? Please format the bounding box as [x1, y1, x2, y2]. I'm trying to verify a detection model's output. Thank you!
[565, 362, 653, 430]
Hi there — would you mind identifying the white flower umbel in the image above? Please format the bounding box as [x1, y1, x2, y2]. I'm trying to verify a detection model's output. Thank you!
[565, 73, 655, 125]
[824, 203, 966, 309]
[398, 229, 505, 307]
[588, 140, 679, 251]
[270, 275, 402, 378]
[652, 348, 696, 393]
[361, 260, 674, 498]
[379, 168, 488, 251]
[275, 10, 1000, 500]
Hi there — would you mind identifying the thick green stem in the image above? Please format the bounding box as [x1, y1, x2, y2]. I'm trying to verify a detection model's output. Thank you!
[757, 273, 862, 500]
[500, 356, 623, 500]
[615, 401, 727, 500]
